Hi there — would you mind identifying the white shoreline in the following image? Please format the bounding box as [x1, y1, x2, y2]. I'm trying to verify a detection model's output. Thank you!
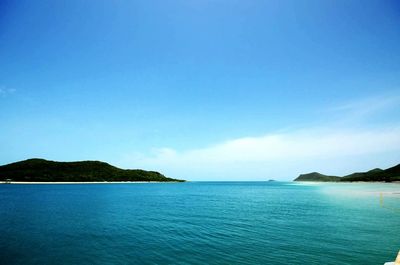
[293, 181, 400, 184]
[0, 181, 180, 184]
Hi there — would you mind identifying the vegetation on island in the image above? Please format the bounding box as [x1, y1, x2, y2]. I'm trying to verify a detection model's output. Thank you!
[294, 163, 400, 182]
[295, 172, 341, 182]
[0, 158, 184, 182]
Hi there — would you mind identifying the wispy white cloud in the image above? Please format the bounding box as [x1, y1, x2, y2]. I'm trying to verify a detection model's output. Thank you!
[0, 86, 16, 97]
[118, 94, 400, 181]
[327, 93, 400, 122]
[125, 126, 400, 180]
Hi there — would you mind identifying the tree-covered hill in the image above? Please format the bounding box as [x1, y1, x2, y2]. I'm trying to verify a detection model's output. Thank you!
[0, 158, 184, 182]
[294, 172, 341, 182]
[294, 163, 400, 182]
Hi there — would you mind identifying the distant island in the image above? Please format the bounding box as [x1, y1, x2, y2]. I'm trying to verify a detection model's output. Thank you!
[0, 158, 184, 183]
[294, 163, 400, 182]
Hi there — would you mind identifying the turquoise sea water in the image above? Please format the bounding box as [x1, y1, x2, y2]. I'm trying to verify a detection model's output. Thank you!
[0, 182, 399, 265]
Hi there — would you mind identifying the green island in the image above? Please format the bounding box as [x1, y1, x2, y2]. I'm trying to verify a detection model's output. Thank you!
[0, 158, 184, 182]
[294, 163, 400, 182]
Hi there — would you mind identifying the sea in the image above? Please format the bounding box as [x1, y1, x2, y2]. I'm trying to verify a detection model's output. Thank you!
[0, 181, 399, 265]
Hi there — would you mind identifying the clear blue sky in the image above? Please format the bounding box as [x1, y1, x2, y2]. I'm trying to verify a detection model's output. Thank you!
[1, 0, 400, 180]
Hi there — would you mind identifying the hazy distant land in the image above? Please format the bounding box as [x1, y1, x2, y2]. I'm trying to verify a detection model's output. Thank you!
[0, 158, 184, 183]
[294, 163, 400, 182]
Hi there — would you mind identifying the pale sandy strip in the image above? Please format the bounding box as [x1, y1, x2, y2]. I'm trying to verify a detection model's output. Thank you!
[0, 181, 177, 184]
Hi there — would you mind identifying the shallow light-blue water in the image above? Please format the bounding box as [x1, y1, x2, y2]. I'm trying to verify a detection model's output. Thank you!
[0, 182, 399, 265]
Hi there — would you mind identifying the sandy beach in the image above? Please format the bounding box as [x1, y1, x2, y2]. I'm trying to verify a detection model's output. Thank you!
[0, 181, 176, 184]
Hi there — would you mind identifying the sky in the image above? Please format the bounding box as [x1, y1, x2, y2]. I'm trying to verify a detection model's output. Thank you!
[1, 0, 400, 180]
